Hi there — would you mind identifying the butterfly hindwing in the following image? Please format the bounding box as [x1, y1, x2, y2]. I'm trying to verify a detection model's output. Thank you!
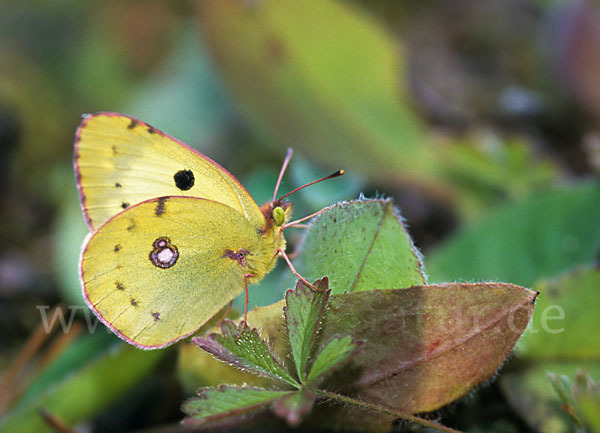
[74, 113, 264, 231]
[80, 196, 262, 349]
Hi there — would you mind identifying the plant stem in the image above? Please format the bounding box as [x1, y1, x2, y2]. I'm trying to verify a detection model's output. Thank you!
[313, 389, 463, 433]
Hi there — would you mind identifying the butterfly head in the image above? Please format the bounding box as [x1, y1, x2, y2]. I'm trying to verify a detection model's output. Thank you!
[260, 199, 292, 233]
[263, 147, 344, 235]
[272, 203, 288, 227]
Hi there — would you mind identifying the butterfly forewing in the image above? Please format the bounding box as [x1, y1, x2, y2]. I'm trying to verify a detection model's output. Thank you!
[80, 196, 262, 349]
[75, 113, 264, 231]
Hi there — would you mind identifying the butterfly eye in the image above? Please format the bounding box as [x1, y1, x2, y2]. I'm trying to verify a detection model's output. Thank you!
[272, 206, 286, 227]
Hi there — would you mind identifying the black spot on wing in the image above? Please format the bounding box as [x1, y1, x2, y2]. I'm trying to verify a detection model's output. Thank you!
[114, 244, 121, 252]
[174, 170, 195, 191]
[121, 202, 129, 209]
[155, 197, 167, 217]
[127, 119, 138, 129]
[130, 298, 138, 307]
[115, 282, 124, 291]
[151, 312, 160, 321]
[115, 182, 122, 188]
[147, 125, 156, 134]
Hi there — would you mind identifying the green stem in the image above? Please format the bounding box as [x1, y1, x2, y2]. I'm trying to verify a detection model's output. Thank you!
[312, 389, 463, 433]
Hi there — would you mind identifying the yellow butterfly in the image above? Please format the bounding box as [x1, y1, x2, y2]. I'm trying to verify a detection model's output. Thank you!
[75, 113, 342, 349]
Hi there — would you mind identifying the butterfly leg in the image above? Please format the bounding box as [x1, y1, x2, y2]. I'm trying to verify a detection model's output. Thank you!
[285, 249, 300, 260]
[276, 248, 325, 293]
[273, 227, 305, 261]
[274, 207, 328, 247]
[281, 207, 328, 229]
[288, 224, 309, 229]
[238, 273, 255, 338]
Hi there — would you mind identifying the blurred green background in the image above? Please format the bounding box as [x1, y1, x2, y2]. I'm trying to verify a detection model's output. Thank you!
[1, 0, 599, 432]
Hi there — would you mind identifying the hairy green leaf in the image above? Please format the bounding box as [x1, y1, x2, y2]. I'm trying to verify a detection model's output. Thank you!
[193, 321, 298, 387]
[183, 385, 293, 424]
[296, 199, 426, 294]
[285, 279, 330, 381]
[306, 335, 361, 385]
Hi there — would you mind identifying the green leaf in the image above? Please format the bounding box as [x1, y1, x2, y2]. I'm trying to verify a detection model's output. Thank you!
[556, 372, 600, 431]
[53, 187, 90, 307]
[500, 362, 600, 433]
[178, 340, 270, 392]
[182, 385, 293, 424]
[547, 373, 584, 427]
[306, 335, 361, 385]
[126, 26, 233, 147]
[520, 266, 600, 359]
[16, 332, 117, 406]
[427, 181, 600, 286]
[0, 343, 165, 433]
[196, 0, 443, 190]
[193, 321, 298, 387]
[296, 199, 426, 294]
[548, 373, 577, 410]
[271, 387, 315, 427]
[440, 133, 559, 218]
[284, 278, 330, 382]
[579, 392, 600, 431]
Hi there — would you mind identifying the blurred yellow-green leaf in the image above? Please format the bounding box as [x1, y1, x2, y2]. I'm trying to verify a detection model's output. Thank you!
[501, 363, 600, 433]
[196, 0, 442, 192]
[427, 181, 600, 286]
[521, 266, 600, 359]
[1, 339, 165, 433]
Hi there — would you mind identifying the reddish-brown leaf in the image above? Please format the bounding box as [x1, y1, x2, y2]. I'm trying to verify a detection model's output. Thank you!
[322, 283, 537, 415]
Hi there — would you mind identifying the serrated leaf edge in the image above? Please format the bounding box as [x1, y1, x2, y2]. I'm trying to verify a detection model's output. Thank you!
[284, 279, 330, 382]
[193, 321, 298, 387]
[182, 385, 294, 424]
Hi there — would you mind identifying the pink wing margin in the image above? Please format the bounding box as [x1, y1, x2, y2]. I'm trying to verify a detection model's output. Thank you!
[73, 112, 257, 232]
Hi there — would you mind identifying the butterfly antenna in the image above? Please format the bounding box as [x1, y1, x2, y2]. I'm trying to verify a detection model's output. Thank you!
[277, 169, 345, 202]
[273, 148, 293, 202]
